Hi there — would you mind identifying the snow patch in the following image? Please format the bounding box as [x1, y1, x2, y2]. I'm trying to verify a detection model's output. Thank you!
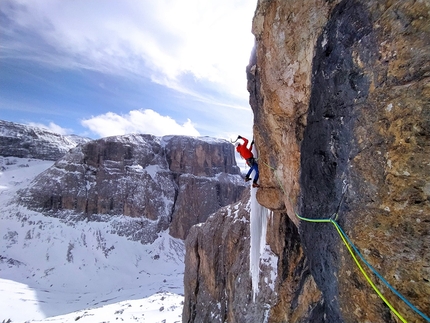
[261, 245, 278, 293]
[386, 103, 393, 112]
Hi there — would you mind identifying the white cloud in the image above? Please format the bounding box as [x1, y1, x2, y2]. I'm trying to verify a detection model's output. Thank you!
[81, 109, 200, 138]
[1, 0, 256, 102]
[27, 122, 71, 135]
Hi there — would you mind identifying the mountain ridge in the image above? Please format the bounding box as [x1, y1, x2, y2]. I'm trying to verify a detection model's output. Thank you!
[0, 120, 92, 161]
[0, 120, 248, 322]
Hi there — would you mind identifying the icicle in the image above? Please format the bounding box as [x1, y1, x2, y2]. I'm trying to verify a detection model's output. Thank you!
[249, 182, 269, 302]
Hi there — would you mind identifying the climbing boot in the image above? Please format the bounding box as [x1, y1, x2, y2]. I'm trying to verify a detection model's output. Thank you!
[245, 176, 251, 182]
[252, 182, 260, 188]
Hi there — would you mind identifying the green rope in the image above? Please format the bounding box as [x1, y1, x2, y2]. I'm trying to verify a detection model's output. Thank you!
[261, 161, 422, 323]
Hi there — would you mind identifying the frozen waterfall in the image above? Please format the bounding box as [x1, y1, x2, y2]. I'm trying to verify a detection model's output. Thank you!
[249, 185, 270, 302]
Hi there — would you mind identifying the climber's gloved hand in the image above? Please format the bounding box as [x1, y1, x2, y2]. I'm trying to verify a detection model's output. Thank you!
[251, 140, 254, 145]
[237, 135, 242, 139]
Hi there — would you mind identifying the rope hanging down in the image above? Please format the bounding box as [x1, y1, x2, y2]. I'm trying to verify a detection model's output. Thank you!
[262, 161, 430, 323]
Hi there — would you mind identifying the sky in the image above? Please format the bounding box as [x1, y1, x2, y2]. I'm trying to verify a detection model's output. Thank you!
[0, 0, 257, 141]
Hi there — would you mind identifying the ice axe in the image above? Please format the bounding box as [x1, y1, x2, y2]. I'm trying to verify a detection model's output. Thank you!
[230, 135, 241, 144]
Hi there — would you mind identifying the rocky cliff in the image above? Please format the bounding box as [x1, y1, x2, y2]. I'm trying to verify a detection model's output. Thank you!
[183, 189, 297, 323]
[165, 136, 245, 239]
[0, 120, 91, 160]
[17, 134, 245, 243]
[183, 0, 429, 322]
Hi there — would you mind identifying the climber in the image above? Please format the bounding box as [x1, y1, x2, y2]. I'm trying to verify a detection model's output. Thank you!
[236, 135, 260, 188]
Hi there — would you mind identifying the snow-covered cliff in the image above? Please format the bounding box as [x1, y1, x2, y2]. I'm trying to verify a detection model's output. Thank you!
[0, 120, 247, 322]
[0, 156, 184, 322]
[16, 133, 245, 243]
[0, 120, 91, 161]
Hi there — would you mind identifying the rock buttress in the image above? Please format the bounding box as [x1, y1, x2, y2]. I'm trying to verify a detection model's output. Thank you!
[184, 0, 429, 321]
[183, 190, 281, 323]
[250, 0, 430, 322]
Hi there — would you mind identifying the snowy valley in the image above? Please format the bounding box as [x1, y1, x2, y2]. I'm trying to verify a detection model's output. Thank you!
[0, 157, 184, 323]
[0, 121, 247, 323]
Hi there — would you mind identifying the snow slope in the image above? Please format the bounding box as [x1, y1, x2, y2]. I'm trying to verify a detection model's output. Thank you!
[0, 157, 184, 323]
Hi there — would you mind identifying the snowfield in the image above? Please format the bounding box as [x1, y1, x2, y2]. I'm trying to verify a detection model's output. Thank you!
[0, 157, 184, 323]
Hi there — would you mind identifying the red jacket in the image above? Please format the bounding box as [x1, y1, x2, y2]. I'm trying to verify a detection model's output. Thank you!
[236, 137, 253, 160]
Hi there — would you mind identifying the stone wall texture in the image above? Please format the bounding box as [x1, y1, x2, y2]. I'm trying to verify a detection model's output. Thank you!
[183, 0, 429, 322]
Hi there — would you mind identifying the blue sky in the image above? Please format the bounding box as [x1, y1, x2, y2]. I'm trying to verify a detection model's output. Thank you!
[0, 0, 256, 140]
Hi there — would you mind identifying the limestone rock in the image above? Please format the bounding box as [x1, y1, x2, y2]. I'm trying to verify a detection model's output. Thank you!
[169, 173, 244, 239]
[183, 189, 278, 323]
[164, 135, 239, 176]
[256, 186, 285, 211]
[164, 135, 245, 239]
[249, 0, 430, 322]
[184, 0, 430, 322]
[182, 188, 324, 323]
[18, 134, 245, 243]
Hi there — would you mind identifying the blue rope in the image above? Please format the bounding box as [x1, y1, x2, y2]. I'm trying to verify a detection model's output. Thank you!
[262, 160, 430, 322]
[336, 224, 430, 322]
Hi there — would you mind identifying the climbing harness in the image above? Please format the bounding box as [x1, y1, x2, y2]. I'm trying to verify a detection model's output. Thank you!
[262, 161, 430, 323]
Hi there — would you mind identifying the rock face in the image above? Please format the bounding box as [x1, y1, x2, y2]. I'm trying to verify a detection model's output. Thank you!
[182, 189, 281, 323]
[18, 134, 245, 243]
[0, 120, 90, 160]
[165, 136, 245, 238]
[183, 0, 430, 322]
[182, 189, 318, 323]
